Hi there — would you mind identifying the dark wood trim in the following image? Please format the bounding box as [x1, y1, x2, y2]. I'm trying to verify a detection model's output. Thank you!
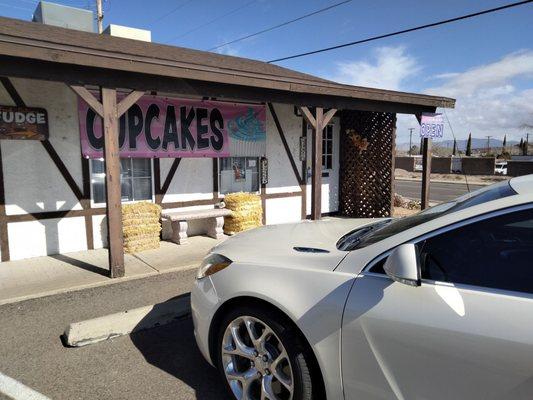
[81, 156, 94, 249]
[161, 198, 220, 210]
[260, 184, 267, 225]
[7, 207, 106, 222]
[301, 118, 307, 220]
[153, 158, 162, 204]
[0, 77, 16, 261]
[0, 142, 9, 261]
[160, 158, 181, 197]
[267, 103, 303, 185]
[311, 107, 324, 220]
[0, 76, 25, 106]
[421, 137, 431, 209]
[262, 191, 301, 200]
[101, 87, 124, 278]
[41, 140, 85, 202]
[212, 158, 219, 199]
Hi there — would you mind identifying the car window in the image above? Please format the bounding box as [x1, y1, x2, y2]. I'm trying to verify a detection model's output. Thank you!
[419, 208, 533, 294]
[349, 181, 516, 251]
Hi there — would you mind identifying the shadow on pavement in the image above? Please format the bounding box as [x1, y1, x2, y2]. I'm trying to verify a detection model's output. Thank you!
[131, 308, 231, 400]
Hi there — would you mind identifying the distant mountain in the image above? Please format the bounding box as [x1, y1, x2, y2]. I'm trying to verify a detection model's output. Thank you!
[397, 138, 518, 151]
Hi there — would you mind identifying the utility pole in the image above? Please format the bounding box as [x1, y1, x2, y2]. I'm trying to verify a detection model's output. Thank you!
[486, 135, 492, 154]
[96, 0, 104, 33]
[408, 128, 414, 156]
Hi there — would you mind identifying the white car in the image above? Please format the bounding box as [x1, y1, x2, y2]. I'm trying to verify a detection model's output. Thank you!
[192, 175, 533, 400]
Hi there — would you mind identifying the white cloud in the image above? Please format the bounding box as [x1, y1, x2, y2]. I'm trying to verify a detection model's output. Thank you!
[331, 46, 419, 91]
[426, 50, 533, 142]
[330, 47, 533, 142]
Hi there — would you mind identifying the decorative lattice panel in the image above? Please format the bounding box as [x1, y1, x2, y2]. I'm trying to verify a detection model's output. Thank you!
[339, 110, 396, 218]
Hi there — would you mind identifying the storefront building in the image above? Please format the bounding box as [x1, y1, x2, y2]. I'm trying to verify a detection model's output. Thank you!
[0, 9, 454, 275]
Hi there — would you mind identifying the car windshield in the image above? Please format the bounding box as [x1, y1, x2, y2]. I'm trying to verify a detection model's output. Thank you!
[337, 180, 516, 251]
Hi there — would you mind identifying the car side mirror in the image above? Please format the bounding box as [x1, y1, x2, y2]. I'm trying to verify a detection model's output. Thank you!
[383, 244, 421, 287]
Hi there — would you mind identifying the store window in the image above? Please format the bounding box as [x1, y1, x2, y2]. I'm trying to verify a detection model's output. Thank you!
[322, 125, 333, 170]
[219, 157, 259, 194]
[91, 158, 153, 204]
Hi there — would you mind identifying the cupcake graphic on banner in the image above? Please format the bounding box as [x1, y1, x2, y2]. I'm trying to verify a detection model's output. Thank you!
[228, 107, 266, 156]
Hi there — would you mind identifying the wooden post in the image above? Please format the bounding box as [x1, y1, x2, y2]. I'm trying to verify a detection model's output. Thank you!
[311, 108, 323, 220]
[299, 106, 337, 220]
[101, 87, 124, 278]
[421, 137, 431, 210]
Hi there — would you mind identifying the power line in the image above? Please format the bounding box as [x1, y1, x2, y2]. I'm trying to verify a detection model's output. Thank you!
[164, 0, 259, 44]
[148, 0, 194, 26]
[268, 0, 533, 63]
[208, 0, 352, 52]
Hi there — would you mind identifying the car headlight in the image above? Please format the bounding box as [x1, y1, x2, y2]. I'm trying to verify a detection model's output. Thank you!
[196, 253, 232, 280]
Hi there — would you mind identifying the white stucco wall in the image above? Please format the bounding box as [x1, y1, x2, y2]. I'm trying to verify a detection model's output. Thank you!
[0, 78, 340, 261]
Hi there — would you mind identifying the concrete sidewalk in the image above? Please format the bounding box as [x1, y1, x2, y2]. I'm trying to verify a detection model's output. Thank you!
[0, 236, 225, 305]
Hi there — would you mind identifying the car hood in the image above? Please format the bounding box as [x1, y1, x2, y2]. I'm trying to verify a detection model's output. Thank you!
[211, 218, 376, 272]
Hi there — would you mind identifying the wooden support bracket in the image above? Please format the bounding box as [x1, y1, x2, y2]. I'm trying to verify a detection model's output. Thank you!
[70, 85, 104, 117]
[116, 90, 145, 117]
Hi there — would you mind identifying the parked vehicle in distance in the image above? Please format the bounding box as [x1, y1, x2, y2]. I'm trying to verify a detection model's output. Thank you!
[495, 161, 508, 175]
[192, 175, 533, 400]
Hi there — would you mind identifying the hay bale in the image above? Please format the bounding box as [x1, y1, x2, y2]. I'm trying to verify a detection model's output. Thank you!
[122, 202, 162, 253]
[223, 192, 262, 235]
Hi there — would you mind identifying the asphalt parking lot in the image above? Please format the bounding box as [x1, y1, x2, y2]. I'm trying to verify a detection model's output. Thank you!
[0, 269, 230, 400]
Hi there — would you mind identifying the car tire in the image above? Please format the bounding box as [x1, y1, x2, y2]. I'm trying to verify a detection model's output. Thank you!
[216, 305, 316, 400]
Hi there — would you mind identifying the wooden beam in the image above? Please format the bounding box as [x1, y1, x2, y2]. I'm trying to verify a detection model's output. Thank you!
[301, 118, 307, 220]
[299, 106, 316, 129]
[212, 158, 219, 200]
[267, 103, 303, 185]
[0, 56, 446, 115]
[390, 115, 397, 217]
[311, 107, 323, 220]
[160, 158, 181, 198]
[0, 77, 25, 106]
[41, 140, 84, 202]
[322, 108, 337, 127]
[421, 137, 431, 210]
[153, 158, 162, 204]
[101, 87, 124, 278]
[116, 90, 145, 117]
[70, 85, 104, 117]
[0, 142, 9, 261]
[81, 156, 94, 250]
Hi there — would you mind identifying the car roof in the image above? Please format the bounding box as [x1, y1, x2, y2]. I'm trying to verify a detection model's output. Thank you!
[509, 175, 533, 194]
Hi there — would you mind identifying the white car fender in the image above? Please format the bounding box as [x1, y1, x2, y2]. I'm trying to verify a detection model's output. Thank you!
[196, 261, 356, 400]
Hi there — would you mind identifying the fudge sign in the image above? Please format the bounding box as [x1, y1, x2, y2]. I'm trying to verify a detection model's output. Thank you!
[79, 95, 266, 158]
[0, 105, 49, 140]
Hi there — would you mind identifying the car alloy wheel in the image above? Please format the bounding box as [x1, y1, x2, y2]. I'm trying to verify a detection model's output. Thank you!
[221, 315, 294, 400]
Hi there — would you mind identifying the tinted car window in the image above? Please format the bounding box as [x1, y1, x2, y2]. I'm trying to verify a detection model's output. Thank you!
[349, 181, 516, 250]
[419, 208, 533, 293]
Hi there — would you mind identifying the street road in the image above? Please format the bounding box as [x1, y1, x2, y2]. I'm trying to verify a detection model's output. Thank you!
[395, 179, 485, 203]
[0, 268, 230, 400]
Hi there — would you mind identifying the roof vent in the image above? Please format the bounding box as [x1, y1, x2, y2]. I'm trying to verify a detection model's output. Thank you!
[103, 24, 152, 42]
[32, 1, 94, 33]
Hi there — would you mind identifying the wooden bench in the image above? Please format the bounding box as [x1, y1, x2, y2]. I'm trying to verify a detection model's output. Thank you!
[161, 208, 232, 245]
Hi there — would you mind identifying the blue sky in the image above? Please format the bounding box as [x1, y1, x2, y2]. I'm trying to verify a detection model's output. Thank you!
[1, 0, 532, 143]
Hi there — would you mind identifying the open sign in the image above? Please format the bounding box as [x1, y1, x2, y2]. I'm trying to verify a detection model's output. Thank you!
[420, 113, 444, 139]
